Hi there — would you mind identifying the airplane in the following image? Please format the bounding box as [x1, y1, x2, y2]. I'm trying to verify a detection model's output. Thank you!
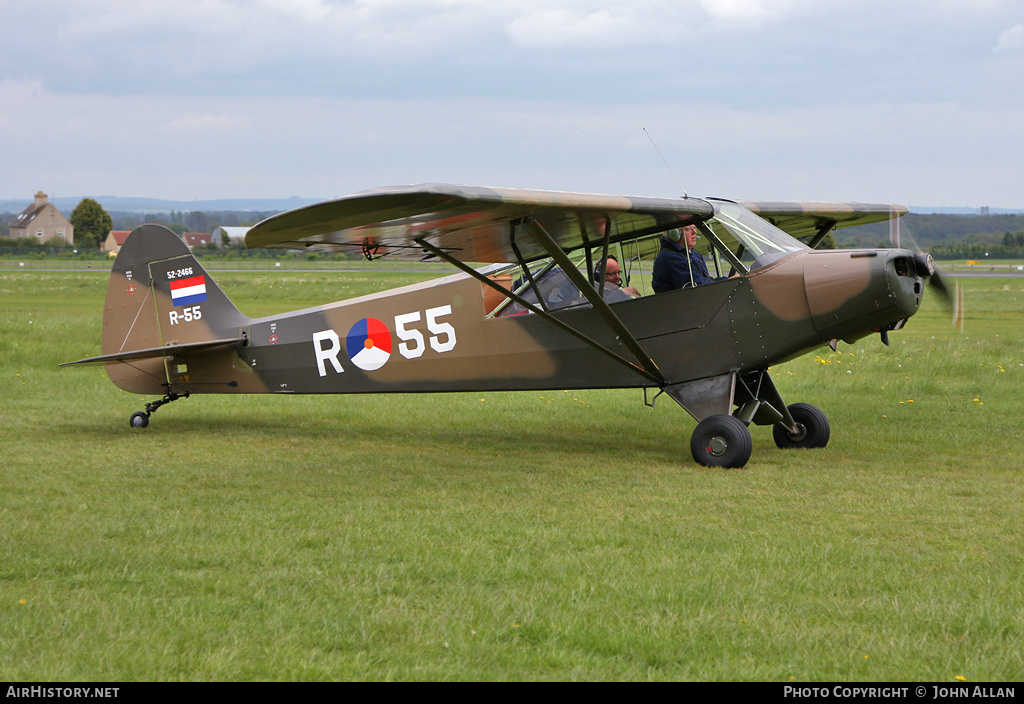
[61, 183, 945, 468]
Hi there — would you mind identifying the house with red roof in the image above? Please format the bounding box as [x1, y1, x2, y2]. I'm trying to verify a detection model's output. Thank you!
[183, 232, 213, 248]
[103, 230, 132, 253]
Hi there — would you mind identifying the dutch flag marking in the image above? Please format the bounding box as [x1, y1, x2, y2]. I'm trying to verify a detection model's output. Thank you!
[170, 275, 207, 307]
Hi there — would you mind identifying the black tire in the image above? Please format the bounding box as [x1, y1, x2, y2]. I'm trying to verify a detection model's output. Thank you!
[129, 411, 149, 429]
[773, 403, 830, 449]
[690, 414, 753, 468]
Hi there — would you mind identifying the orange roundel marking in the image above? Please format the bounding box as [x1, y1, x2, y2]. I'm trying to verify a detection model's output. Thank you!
[364, 338, 375, 350]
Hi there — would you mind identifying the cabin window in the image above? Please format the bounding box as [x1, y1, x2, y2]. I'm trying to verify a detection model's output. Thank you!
[483, 248, 644, 319]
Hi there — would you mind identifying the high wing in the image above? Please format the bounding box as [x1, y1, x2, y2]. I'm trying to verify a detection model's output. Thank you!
[738, 200, 907, 243]
[246, 183, 714, 263]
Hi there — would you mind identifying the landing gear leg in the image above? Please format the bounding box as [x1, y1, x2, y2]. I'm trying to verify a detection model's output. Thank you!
[773, 403, 830, 449]
[665, 369, 832, 466]
[734, 370, 831, 450]
[128, 391, 190, 429]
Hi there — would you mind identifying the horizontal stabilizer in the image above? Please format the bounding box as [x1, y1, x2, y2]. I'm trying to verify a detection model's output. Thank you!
[60, 338, 240, 367]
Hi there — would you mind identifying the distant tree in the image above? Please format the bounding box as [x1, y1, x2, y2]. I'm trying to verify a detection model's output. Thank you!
[111, 213, 144, 230]
[1003, 231, 1024, 248]
[169, 222, 188, 236]
[70, 198, 113, 249]
[144, 213, 171, 228]
[185, 211, 207, 232]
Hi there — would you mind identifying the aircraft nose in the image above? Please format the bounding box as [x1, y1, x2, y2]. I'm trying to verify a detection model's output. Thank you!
[885, 250, 925, 319]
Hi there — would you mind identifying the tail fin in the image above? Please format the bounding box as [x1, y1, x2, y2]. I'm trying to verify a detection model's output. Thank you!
[99, 224, 248, 393]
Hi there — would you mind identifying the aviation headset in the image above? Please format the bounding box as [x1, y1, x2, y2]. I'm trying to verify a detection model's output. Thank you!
[594, 254, 617, 282]
[662, 227, 697, 289]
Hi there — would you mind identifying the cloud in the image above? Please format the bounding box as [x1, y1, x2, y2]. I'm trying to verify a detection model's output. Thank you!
[0, 78, 47, 100]
[3, 0, 1009, 104]
[3, 0, 1024, 207]
[501, 0, 822, 48]
[505, 5, 683, 48]
[699, 0, 809, 24]
[169, 114, 252, 131]
[995, 23, 1024, 52]
[3, 74, 1021, 205]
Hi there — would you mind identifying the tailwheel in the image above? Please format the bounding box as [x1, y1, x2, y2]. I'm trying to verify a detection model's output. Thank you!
[773, 403, 830, 449]
[128, 390, 190, 429]
[690, 414, 752, 468]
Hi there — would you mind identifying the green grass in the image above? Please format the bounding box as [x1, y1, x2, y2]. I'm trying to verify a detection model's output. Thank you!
[1, 271, 1022, 681]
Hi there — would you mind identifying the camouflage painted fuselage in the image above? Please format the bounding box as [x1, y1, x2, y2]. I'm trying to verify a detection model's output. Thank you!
[100, 226, 923, 413]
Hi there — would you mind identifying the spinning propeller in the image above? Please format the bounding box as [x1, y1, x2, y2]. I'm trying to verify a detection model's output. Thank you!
[888, 208, 961, 332]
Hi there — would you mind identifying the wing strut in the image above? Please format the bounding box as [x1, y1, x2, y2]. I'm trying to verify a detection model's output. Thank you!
[517, 218, 664, 383]
[585, 216, 612, 299]
[807, 219, 837, 249]
[415, 238, 664, 386]
[508, 225, 551, 314]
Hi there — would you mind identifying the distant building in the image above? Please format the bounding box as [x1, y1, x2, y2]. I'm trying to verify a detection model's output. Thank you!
[103, 230, 132, 253]
[9, 191, 74, 244]
[103, 230, 212, 254]
[212, 226, 250, 247]
[980, 206, 990, 216]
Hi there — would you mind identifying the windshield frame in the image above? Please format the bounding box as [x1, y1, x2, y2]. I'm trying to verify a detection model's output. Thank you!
[703, 199, 811, 273]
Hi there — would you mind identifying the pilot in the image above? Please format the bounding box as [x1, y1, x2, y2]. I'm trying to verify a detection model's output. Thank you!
[599, 255, 641, 298]
[652, 224, 730, 293]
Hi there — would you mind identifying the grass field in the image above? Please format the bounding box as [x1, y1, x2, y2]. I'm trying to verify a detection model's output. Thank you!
[1, 269, 1022, 681]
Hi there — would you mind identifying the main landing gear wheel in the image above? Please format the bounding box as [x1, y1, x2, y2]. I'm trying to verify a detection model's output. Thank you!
[773, 403, 830, 449]
[129, 411, 149, 429]
[690, 414, 753, 468]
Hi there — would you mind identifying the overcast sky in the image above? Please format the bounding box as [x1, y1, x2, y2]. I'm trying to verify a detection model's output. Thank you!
[2, 0, 1022, 208]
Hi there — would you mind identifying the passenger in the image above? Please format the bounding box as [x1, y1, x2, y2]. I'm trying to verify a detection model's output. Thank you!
[599, 255, 641, 298]
[652, 224, 730, 293]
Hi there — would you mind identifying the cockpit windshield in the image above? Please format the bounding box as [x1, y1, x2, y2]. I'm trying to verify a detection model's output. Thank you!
[704, 200, 810, 272]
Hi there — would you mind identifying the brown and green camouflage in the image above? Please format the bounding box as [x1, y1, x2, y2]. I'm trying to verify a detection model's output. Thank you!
[64, 184, 937, 467]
